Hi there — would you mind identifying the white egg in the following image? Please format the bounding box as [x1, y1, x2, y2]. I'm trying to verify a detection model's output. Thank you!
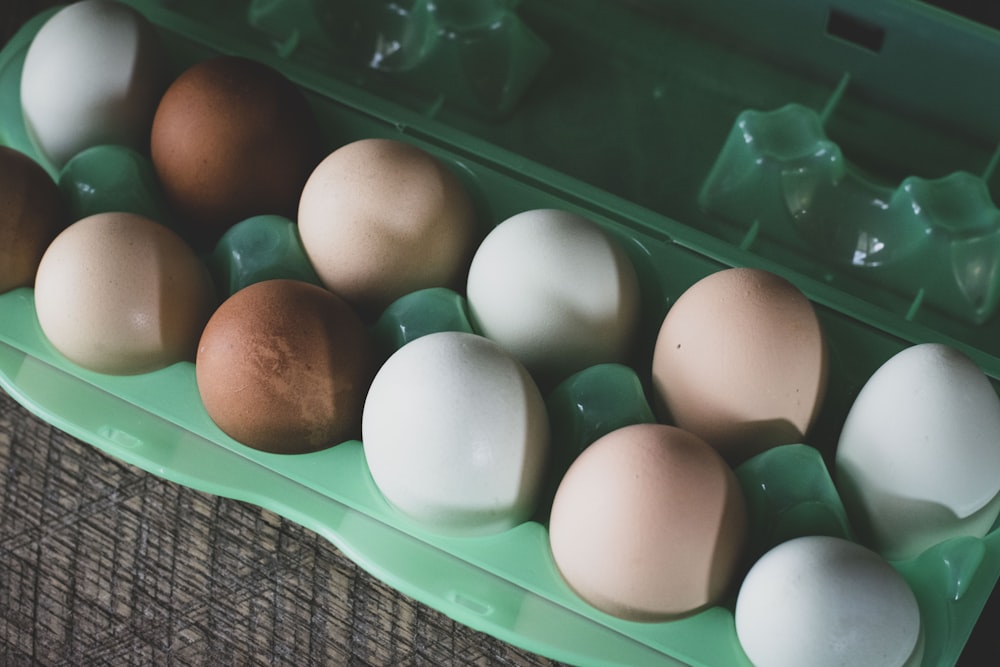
[362, 331, 550, 535]
[735, 535, 923, 667]
[835, 343, 1000, 561]
[20, 0, 165, 168]
[466, 208, 640, 385]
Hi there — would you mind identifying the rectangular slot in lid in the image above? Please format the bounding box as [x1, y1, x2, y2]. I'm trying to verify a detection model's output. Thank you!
[826, 8, 886, 52]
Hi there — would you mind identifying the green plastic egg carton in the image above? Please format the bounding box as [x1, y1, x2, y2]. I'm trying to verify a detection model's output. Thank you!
[2, 1, 1000, 665]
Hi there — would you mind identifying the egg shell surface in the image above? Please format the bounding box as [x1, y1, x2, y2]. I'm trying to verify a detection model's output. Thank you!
[20, 0, 165, 168]
[735, 535, 922, 667]
[33, 211, 215, 375]
[0, 146, 64, 292]
[362, 331, 549, 536]
[151, 55, 321, 246]
[466, 208, 640, 385]
[297, 138, 477, 313]
[196, 279, 373, 454]
[835, 343, 1000, 560]
[651, 267, 828, 464]
[548, 422, 747, 621]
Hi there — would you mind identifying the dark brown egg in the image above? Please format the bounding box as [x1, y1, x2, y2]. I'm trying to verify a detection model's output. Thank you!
[195, 279, 373, 454]
[150, 56, 321, 248]
[0, 146, 64, 293]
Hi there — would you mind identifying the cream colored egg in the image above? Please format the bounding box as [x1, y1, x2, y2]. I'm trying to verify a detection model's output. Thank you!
[21, 0, 165, 168]
[651, 267, 828, 464]
[466, 208, 640, 385]
[836, 343, 1000, 560]
[34, 212, 215, 374]
[362, 331, 549, 536]
[735, 536, 923, 667]
[297, 138, 477, 313]
[548, 423, 747, 621]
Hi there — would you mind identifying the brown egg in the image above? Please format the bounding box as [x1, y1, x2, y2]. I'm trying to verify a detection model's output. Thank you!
[0, 146, 64, 293]
[548, 423, 747, 621]
[651, 267, 828, 464]
[34, 212, 215, 374]
[297, 138, 478, 314]
[196, 279, 373, 454]
[150, 55, 321, 247]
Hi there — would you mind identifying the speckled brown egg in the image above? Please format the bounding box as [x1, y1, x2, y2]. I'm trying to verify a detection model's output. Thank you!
[0, 146, 64, 293]
[150, 56, 321, 248]
[195, 278, 374, 454]
[297, 138, 478, 314]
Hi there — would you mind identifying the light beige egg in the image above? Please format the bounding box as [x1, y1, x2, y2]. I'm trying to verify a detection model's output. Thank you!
[297, 138, 478, 314]
[548, 423, 747, 621]
[34, 212, 215, 374]
[651, 267, 828, 464]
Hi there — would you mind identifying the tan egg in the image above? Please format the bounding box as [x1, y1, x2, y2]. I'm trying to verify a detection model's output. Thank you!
[0, 146, 64, 293]
[297, 138, 477, 314]
[34, 212, 215, 374]
[150, 55, 321, 247]
[548, 423, 747, 621]
[651, 267, 828, 464]
[196, 279, 374, 454]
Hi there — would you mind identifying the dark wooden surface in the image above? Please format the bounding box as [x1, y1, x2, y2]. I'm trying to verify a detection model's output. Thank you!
[1, 2, 998, 666]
